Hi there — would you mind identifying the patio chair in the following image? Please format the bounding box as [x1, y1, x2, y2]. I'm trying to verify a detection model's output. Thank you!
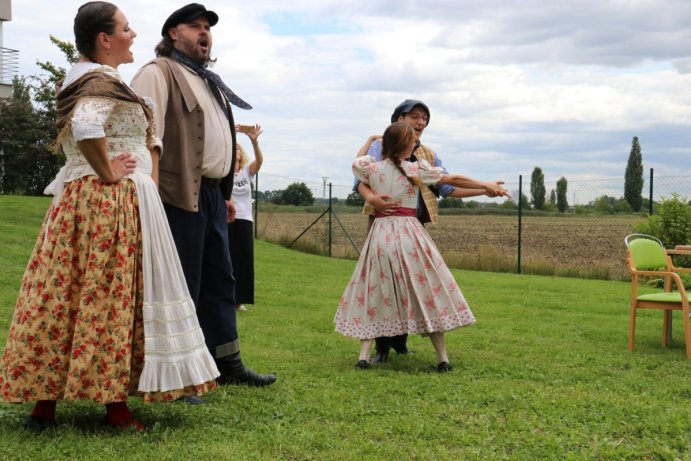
[624, 234, 691, 359]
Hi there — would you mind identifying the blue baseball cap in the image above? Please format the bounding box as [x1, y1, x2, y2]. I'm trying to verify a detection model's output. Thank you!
[390, 99, 430, 126]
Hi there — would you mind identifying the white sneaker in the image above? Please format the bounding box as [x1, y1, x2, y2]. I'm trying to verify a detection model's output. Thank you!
[237, 304, 248, 311]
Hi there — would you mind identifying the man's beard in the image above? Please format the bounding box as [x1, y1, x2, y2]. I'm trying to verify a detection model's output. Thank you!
[176, 37, 210, 64]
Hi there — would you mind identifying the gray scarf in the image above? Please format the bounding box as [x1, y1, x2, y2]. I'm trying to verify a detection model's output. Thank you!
[171, 49, 252, 117]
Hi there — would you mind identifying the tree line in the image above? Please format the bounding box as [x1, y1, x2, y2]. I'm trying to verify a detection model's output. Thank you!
[497, 136, 645, 213]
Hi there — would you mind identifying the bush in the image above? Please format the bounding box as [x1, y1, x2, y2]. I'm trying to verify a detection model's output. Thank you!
[634, 194, 691, 273]
[634, 194, 691, 248]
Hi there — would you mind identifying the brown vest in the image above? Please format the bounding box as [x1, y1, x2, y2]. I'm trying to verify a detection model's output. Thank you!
[150, 57, 236, 212]
[362, 143, 440, 224]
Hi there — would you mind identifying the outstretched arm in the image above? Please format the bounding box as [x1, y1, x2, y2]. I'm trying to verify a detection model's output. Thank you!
[438, 174, 510, 198]
[448, 181, 507, 198]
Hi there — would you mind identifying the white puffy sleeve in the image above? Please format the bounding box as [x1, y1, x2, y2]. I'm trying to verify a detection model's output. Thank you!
[406, 158, 443, 185]
[70, 97, 116, 142]
[352, 155, 377, 185]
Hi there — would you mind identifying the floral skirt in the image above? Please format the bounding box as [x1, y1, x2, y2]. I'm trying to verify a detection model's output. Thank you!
[0, 176, 215, 404]
[334, 216, 475, 339]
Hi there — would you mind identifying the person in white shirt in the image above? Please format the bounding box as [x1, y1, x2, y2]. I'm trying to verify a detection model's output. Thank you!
[229, 124, 264, 312]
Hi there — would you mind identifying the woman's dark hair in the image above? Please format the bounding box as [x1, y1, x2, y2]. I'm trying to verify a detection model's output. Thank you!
[381, 122, 421, 187]
[74, 1, 118, 63]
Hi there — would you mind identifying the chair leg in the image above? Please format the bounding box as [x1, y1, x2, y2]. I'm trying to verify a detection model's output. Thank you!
[628, 306, 637, 352]
[682, 308, 691, 360]
[662, 310, 672, 348]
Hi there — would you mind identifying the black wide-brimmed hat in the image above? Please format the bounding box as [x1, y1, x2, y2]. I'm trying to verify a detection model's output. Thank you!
[161, 3, 219, 37]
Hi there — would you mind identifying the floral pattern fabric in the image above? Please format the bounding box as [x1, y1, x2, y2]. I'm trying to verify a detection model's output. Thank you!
[0, 67, 216, 403]
[334, 156, 475, 339]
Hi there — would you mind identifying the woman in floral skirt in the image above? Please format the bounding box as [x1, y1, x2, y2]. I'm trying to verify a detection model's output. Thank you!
[334, 122, 509, 371]
[0, 2, 219, 431]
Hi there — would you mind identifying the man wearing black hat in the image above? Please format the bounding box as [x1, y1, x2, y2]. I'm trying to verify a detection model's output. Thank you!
[131, 4, 276, 396]
[357, 99, 502, 365]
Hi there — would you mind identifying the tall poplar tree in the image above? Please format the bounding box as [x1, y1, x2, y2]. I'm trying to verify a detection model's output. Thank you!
[556, 177, 568, 212]
[624, 136, 644, 212]
[530, 167, 546, 210]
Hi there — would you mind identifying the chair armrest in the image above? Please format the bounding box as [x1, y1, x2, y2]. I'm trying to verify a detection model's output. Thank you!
[631, 269, 689, 296]
[666, 271, 689, 298]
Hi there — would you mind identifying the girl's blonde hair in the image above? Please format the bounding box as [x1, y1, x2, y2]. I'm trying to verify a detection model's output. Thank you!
[381, 122, 421, 187]
[236, 144, 250, 169]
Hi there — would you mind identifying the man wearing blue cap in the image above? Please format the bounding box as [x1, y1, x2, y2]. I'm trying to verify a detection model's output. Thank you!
[357, 99, 502, 364]
[131, 4, 276, 398]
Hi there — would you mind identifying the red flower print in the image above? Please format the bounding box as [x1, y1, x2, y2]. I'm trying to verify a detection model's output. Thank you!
[379, 270, 388, 282]
[356, 294, 365, 307]
[407, 250, 420, 262]
[72, 344, 87, 359]
[11, 365, 27, 380]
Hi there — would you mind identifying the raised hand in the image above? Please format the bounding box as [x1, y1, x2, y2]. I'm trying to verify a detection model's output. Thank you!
[241, 124, 263, 143]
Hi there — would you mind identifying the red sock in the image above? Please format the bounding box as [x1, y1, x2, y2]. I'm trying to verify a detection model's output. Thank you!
[105, 401, 144, 431]
[31, 400, 56, 420]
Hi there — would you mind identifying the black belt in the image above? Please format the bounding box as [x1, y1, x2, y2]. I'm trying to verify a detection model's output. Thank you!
[201, 176, 223, 187]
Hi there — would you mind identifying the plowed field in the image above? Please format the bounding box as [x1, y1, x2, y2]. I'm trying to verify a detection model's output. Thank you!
[257, 211, 646, 280]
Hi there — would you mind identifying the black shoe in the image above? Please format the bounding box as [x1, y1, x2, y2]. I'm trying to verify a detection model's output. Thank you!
[24, 415, 57, 431]
[355, 360, 370, 369]
[215, 352, 277, 387]
[392, 344, 409, 355]
[177, 395, 205, 405]
[217, 368, 277, 387]
[370, 349, 389, 364]
[437, 361, 453, 373]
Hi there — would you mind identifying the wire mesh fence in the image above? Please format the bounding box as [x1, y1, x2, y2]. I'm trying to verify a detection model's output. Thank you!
[251, 170, 691, 281]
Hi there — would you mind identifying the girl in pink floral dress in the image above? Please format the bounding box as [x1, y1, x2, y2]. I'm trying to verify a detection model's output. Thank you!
[0, 2, 218, 431]
[334, 122, 509, 371]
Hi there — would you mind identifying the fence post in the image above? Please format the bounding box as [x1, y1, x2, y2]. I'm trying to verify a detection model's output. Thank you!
[517, 175, 523, 274]
[254, 171, 259, 238]
[328, 183, 333, 257]
[648, 168, 654, 216]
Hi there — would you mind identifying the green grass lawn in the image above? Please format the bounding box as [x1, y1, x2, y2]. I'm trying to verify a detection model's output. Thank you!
[0, 195, 689, 460]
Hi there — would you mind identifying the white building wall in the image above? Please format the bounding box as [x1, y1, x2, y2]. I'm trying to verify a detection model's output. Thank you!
[0, 0, 12, 99]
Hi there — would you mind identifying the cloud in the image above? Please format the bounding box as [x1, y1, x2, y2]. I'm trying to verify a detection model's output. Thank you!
[3, 0, 691, 188]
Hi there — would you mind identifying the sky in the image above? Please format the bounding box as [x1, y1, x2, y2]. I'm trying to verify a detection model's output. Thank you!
[4, 0, 691, 194]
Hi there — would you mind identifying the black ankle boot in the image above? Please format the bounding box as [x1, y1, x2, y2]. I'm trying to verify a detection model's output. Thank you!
[370, 348, 389, 364]
[215, 352, 277, 387]
[391, 334, 409, 354]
